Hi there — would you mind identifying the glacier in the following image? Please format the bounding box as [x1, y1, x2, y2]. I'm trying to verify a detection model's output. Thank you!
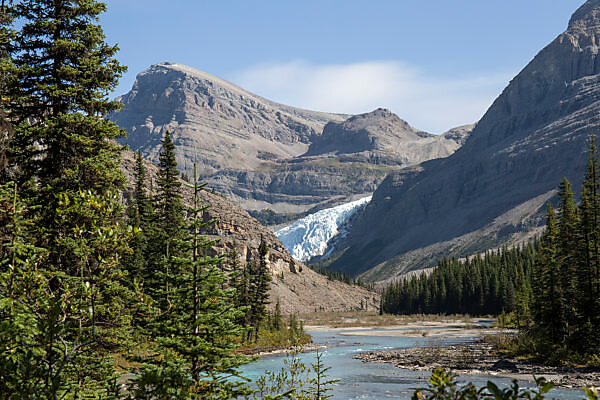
[275, 196, 372, 262]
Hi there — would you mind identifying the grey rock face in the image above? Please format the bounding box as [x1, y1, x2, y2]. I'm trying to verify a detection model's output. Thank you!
[330, 0, 600, 280]
[113, 62, 347, 175]
[305, 108, 467, 166]
[113, 65, 472, 222]
[306, 108, 431, 157]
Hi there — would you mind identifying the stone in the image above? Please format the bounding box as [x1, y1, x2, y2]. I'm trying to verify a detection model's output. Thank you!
[492, 359, 519, 372]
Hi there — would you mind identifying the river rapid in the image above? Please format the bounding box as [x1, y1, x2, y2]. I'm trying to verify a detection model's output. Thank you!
[240, 327, 582, 399]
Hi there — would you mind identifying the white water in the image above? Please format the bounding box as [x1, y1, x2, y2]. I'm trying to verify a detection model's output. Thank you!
[275, 196, 372, 262]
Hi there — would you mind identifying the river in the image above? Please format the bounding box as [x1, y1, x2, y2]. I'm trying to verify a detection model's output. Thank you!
[240, 327, 583, 399]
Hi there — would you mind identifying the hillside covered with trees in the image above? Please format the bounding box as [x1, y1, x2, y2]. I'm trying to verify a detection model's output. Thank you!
[382, 140, 600, 362]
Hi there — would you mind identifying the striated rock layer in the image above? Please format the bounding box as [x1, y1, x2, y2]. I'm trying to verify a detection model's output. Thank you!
[120, 149, 379, 314]
[112, 64, 471, 221]
[330, 0, 600, 280]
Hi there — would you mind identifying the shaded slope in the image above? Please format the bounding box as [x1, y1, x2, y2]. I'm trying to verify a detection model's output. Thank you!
[330, 0, 600, 279]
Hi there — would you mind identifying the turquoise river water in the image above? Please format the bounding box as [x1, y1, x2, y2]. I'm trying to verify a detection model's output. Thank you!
[240, 327, 583, 399]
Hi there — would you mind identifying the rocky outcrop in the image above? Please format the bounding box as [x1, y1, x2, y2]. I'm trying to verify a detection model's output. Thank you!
[305, 108, 467, 165]
[202, 111, 472, 219]
[330, 0, 600, 280]
[306, 108, 432, 157]
[113, 62, 347, 175]
[113, 65, 472, 223]
[120, 149, 379, 314]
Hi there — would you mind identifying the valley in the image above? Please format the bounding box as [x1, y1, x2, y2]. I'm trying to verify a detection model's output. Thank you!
[3, 0, 600, 398]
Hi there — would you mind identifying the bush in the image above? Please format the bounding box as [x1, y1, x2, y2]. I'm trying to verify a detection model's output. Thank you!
[412, 368, 599, 400]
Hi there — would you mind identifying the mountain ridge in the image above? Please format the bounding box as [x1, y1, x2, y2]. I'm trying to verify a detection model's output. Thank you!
[328, 0, 600, 280]
[112, 65, 472, 223]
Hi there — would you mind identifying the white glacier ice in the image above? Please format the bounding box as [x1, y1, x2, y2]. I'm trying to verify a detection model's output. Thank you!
[275, 196, 372, 262]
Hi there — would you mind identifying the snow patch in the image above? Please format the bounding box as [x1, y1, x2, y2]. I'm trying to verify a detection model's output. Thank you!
[275, 196, 372, 262]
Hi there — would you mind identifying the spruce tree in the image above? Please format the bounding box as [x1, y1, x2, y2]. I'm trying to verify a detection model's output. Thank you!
[534, 203, 564, 349]
[1, 0, 132, 397]
[0, 182, 48, 398]
[156, 130, 185, 245]
[556, 178, 580, 337]
[577, 137, 600, 352]
[130, 164, 249, 399]
[247, 238, 271, 342]
[0, 2, 16, 183]
[125, 151, 152, 283]
[308, 349, 339, 400]
[144, 130, 185, 292]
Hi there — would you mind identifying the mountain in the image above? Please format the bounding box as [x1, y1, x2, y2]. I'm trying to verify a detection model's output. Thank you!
[113, 62, 346, 174]
[329, 0, 600, 280]
[112, 64, 471, 223]
[120, 149, 379, 314]
[305, 108, 467, 164]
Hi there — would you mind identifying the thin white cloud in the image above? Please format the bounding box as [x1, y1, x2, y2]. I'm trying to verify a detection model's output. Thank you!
[232, 60, 513, 133]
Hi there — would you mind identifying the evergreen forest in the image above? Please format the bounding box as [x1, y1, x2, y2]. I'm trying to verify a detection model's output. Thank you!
[380, 243, 535, 318]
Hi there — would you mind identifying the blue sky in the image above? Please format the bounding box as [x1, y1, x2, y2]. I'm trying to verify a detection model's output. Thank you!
[101, 0, 584, 133]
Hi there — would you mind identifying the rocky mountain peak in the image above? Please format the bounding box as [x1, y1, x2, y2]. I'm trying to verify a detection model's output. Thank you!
[112, 63, 347, 175]
[113, 64, 472, 225]
[568, 0, 600, 30]
[329, 1, 600, 280]
[338, 108, 424, 137]
[305, 108, 432, 157]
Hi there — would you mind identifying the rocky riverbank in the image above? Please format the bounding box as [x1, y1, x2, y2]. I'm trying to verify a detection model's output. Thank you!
[354, 341, 600, 390]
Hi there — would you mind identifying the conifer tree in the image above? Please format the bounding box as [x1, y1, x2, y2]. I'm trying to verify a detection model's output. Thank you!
[0, 2, 17, 184]
[273, 299, 283, 331]
[156, 130, 185, 245]
[145, 130, 185, 292]
[247, 238, 271, 342]
[556, 178, 580, 336]
[0, 182, 48, 398]
[1, 0, 133, 397]
[534, 203, 565, 349]
[308, 349, 339, 400]
[577, 137, 600, 352]
[130, 164, 249, 399]
[125, 151, 152, 282]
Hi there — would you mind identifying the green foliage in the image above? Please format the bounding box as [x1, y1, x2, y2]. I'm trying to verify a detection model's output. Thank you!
[381, 243, 536, 318]
[247, 307, 311, 351]
[0, 0, 135, 397]
[155, 131, 185, 248]
[412, 369, 561, 400]
[1, 0, 282, 398]
[308, 349, 338, 400]
[241, 238, 272, 343]
[528, 138, 600, 361]
[124, 151, 152, 283]
[0, 183, 132, 399]
[250, 348, 338, 400]
[128, 164, 251, 399]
